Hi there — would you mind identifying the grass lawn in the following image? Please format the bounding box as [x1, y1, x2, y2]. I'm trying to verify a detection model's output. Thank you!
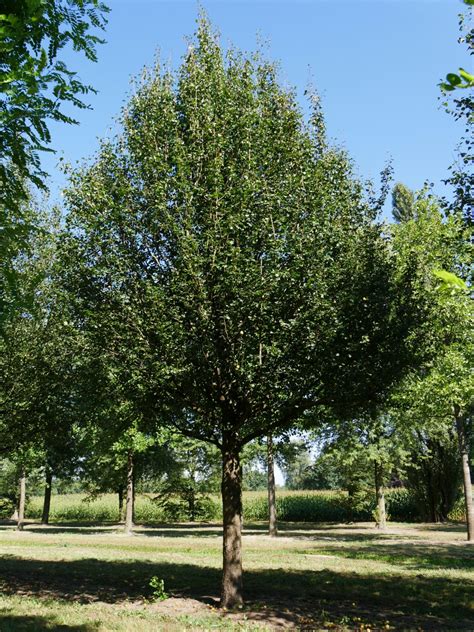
[0, 521, 472, 630]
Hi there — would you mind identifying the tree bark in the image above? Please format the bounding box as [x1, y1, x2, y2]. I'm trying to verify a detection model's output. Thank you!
[124, 451, 134, 535]
[221, 440, 243, 608]
[132, 465, 136, 524]
[17, 469, 26, 531]
[455, 408, 474, 542]
[41, 467, 53, 525]
[375, 462, 387, 530]
[267, 434, 278, 537]
[118, 486, 124, 523]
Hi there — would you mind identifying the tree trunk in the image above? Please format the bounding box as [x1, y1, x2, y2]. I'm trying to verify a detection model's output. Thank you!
[189, 490, 196, 522]
[455, 408, 474, 542]
[41, 467, 53, 525]
[267, 434, 278, 537]
[118, 486, 124, 523]
[132, 466, 136, 524]
[375, 462, 387, 530]
[221, 440, 243, 608]
[427, 466, 437, 522]
[347, 485, 355, 523]
[17, 469, 26, 531]
[124, 451, 134, 535]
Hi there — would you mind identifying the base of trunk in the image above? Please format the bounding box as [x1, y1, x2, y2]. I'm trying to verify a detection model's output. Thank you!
[221, 443, 243, 608]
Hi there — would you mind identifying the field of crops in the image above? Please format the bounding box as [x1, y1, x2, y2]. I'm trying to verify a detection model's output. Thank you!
[24, 488, 466, 524]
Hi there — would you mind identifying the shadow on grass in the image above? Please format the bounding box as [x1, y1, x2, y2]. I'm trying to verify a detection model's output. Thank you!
[307, 542, 474, 571]
[0, 520, 119, 534]
[28, 526, 224, 538]
[0, 611, 98, 631]
[16, 527, 123, 536]
[0, 555, 472, 630]
[273, 521, 469, 543]
[1, 519, 466, 538]
[1, 521, 422, 541]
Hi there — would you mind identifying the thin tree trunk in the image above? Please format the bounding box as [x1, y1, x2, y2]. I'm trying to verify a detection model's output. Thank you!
[375, 462, 387, 530]
[427, 465, 437, 522]
[118, 486, 124, 523]
[124, 451, 134, 535]
[455, 407, 474, 542]
[132, 466, 136, 524]
[347, 485, 355, 523]
[189, 490, 196, 522]
[41, 467, 53, 525]
[17, 469, 26, 531]
[221, 440, 243, 608]
[267, 434, 278, 537]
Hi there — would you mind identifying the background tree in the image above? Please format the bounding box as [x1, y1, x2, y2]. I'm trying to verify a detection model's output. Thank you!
[153, 436, 220, 522]
[392, 183, 415, 223]
[282, 443, 343, 491]
[390, 194, 473, 540]
[0, 209, 78, 512]
[404, 429, 461, 522]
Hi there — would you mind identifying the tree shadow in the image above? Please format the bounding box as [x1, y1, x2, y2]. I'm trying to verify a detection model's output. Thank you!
[3, 521, 417, 541]
[0, 555, 472, 630]
[20, 526, 120, 536]
[310, 541, 474, 571]
[0, 521, 112, 534]
[0, 610, 98, 631]
[1, 519, 465, 540]
[273, 521, 467, 541]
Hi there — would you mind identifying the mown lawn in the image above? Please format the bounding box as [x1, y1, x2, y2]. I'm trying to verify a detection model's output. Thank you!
[0, 521, 472, 630]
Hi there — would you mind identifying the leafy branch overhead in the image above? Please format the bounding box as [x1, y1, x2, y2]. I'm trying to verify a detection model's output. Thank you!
[0, 0, 109, 328]
[0, 0, 109, 189]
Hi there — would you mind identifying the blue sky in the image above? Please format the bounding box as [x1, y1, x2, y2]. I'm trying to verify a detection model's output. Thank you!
[43, 0, 468, 219]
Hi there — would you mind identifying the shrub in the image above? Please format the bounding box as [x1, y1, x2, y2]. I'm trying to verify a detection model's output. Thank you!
[149, 576, 168, 601]
[448, 496, 467, 522]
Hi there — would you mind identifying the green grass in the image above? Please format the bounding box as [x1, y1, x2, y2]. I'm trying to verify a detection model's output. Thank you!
[0, 521, 472, 630]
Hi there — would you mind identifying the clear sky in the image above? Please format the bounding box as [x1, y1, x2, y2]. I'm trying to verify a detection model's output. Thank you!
[43, 0, 468, 220]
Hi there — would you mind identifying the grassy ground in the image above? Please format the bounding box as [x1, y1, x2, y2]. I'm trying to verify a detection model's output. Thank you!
[0, 521, 472, 631]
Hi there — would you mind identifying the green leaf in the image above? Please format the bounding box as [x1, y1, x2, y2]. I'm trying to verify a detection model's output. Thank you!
[433, 269, 468, 290]
[458, 68, 474, 85]
[446, 73, 462, 86]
